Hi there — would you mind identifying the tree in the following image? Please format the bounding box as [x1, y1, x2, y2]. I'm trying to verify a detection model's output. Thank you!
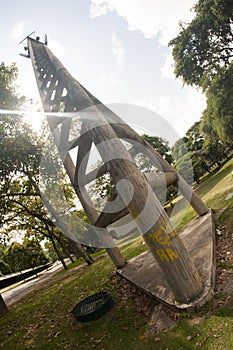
[0, 62, 19, 109]
[89, 134, 176, 204]
[169, 0, 233, 90]
[172, 117, 231, 185]
[0, 61, 21, 316]
[185, 122, 204, 152]
[4, 242, 27, 272]
[169, 1, 233, 152]
[141, 134, 177, 202]
[4, 238, 49, 273]
[89, 167, 114, 210]
[22, 237, 49, 269]
[172, 147, 194, 184]
[0, 260, 12, 276]
[0, 114, 93, 267]
[201, 64, 233, 143]
[138, 134, 173, 171]
[172, 124, 209, 184]
[184, 122, 212, 178]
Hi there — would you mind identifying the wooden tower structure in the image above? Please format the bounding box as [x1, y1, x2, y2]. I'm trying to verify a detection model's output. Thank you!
[25, 35, 212, 305]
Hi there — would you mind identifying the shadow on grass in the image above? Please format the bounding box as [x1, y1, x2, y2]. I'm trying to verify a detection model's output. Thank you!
[196, 163, 233, 198]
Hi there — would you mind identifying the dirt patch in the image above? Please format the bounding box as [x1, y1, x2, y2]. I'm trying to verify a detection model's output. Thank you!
[144, 304, 178, 336]
[115, 222, 233, 336]
[215, 224, 233, 294]
[115, 275, 156, 315]
[115, 274, 179, 336]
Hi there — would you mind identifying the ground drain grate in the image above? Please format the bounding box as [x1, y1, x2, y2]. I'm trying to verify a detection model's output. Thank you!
[71, 291, 114, 322]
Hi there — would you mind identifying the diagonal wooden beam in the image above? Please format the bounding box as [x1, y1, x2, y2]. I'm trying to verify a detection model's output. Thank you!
[95, 171, 178, 228]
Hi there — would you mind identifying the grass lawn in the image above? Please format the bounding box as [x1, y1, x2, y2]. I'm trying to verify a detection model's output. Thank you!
[0, 157, 233, 350]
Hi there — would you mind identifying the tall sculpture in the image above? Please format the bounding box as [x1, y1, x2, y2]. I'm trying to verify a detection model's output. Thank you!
[25, 35, 209, 304]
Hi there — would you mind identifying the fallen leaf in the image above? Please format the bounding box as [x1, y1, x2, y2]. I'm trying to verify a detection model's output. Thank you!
[139, 335, 145, 341]
[54, 331, 61, 338]
[89, 335, 108, 346]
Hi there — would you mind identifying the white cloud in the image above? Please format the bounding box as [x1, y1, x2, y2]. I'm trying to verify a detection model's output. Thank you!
[111, 31, 125, 72]
[98, 32, 124, 86]
[90, 0, 197, 45]
[100, 72, 117, 86]
[161, 51, 175, 79]
[134, 90, 206, 138]
[90, 0, 109, 18]
[11, 21, 25, 39]
[159, 91, 206, 136]
[89, 0, 206, 138]
[49, 39, 66, 57]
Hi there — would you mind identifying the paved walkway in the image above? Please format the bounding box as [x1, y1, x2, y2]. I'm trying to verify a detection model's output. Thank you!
[2, 262, 66, 306]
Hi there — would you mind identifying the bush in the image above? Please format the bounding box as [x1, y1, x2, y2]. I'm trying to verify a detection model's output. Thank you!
[0, 260, 12, 275]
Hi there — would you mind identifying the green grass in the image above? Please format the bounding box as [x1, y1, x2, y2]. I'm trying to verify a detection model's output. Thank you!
[170, 157, 233, 231]
[1, 157, 233, 350]
[56, 249, 107, 275]
[219, 261, 233, 269]
[0, 255, 157, 350]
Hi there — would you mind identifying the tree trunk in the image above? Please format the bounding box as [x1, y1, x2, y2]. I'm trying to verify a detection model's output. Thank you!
[49, 234, 67, 270]
[41, 193, 94, 266]
[202, 161, 211, 173]
[55, 235, 75, 264]
[68, 238, 94, 265]
[0, 294, 8, 317]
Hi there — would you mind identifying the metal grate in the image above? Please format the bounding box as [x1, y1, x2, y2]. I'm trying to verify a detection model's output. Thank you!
[71, 291, 114, 322]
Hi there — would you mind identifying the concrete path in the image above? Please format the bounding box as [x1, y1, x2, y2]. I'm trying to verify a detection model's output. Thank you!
[2, 261, 67, 306]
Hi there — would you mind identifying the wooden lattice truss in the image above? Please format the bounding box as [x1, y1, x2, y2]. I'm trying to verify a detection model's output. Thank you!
[26, 36, 209, 304]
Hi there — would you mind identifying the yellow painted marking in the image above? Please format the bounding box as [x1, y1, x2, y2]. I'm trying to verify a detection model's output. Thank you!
[146, 222, 177, 248]
[156, 249, 170, 261]
[166, 248, 179, 260]
[156, 248, 179, 262]
[147, 230, 171, 246]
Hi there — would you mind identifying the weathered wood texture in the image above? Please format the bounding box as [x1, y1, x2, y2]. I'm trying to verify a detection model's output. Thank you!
[28, 38, 208, 217]
[95, 171, 178, 228]
[117, 210, 216, 310]
[81, 115, 203, 302]
[28, 37, 208, 302]
[28, 38, 126, 268]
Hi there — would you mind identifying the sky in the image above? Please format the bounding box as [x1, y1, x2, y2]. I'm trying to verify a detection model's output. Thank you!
[1, 0, 206, 140]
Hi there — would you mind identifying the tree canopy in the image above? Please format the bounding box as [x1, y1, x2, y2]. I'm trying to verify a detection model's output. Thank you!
[89, 134, 176, 207]
[172, 117, 231, 184]
[3, 238, 49, 273]
[0, 113, 93, 267]
[0, 61, 21, 315]
[169, 0, 233, 90]
[0, 62, 93, 270]
[169, 0, 233, 147]
[201, 63, 233, 143]
[0, 62, 23, 109]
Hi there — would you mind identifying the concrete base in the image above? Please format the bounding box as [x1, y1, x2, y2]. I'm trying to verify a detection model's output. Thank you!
[117, 210, 216, 311]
